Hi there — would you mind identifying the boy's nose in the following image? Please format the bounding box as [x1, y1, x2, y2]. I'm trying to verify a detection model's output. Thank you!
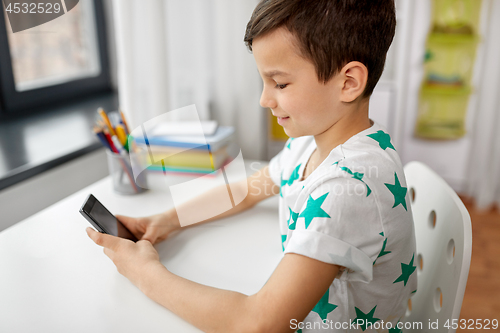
[260, 88, 278, 109]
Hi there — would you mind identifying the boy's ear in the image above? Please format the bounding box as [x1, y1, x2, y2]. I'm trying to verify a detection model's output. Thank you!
[339, 61, 368, 103]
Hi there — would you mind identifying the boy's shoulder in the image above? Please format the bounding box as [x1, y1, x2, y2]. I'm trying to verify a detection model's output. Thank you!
[282, 122, 407, 200]
[284, 121, 403, 174]
[334, 122, 405, 183]
[309, 122, 411, 222]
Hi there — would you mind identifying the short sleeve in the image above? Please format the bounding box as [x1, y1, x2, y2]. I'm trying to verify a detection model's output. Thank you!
[284, 177, 383, 283]
[268, 139, 292, 187]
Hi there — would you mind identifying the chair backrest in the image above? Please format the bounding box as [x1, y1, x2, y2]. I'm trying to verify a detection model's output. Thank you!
[403, 161, 472, 333]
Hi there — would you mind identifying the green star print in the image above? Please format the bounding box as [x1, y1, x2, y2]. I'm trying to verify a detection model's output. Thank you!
[340, 166, 372, 196]
[393, 254, 416, 286]
[340, 166, 364, 181]
[312, 289, 337, 321]
[287, 164, 301, 186]
[367, 130, 395, 150]
[373, 238, 391, 265]
[287, 207, 299, 230]
[281, 234, 287, 252]
[280, 173, 287, 197]
[353, 306, 381, 331]
[385, 172, 407, 211]
[298, 192, 331, 229]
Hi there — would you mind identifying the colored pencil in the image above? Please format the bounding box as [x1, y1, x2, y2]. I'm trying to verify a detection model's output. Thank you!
[98, 108, 116, 137]
[103, 129, 118, 153]
[116, 124, 128, 147]
[93, 109, 140, 193]
[111, 135, 126, 155]
[120, 109, 131, 134]
[93, 127, 112, 151]
[104, 131, 139, 193]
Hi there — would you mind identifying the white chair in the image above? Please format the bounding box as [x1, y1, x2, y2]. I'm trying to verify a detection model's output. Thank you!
[403, 161, 472, 333]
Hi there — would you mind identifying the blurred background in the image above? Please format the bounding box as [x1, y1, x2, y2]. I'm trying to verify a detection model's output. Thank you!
[0, 0, 498, 324]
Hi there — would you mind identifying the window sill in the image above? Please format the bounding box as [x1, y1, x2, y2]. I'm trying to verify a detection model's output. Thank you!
[0, 91, 119, 191]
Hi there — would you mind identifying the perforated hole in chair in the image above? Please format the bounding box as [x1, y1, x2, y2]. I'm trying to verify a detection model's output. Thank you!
[417, 253, 423, 272]
[434, 288, 443, 313]
[405, 298, 412, 317]
[410, 187, 416, 203]
[447, 239, 455, 264]
[428, 210, 437, 229]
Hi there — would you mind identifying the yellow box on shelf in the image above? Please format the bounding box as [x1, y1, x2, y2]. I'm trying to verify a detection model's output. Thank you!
[415, 85, 472, 140]
[425, 33, 479, 88]
[431, 0, 482, 35]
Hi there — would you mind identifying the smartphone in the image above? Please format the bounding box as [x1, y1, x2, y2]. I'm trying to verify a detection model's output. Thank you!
[79, 194, 138, 242]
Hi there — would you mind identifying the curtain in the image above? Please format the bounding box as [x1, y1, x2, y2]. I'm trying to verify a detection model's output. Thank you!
[465, 0, 500, 210]
[110, 0, 266, 160]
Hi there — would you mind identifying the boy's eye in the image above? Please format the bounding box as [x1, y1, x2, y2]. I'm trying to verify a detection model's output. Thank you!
[275, 83, 288, 89]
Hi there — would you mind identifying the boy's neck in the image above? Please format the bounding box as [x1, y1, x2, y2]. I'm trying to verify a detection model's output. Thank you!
[313, 99, 372, 160]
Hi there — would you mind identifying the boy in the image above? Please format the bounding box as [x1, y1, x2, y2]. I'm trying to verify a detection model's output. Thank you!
[87, 0, 417, 332]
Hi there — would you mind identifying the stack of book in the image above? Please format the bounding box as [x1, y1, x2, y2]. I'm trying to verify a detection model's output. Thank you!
[135, 123, 235, 176]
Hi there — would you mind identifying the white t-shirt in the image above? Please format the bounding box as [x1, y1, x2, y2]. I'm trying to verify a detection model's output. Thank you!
[268, 121, 417, 333]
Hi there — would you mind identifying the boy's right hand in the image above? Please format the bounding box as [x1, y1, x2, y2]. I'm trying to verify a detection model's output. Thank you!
[116, 211, 180, 244]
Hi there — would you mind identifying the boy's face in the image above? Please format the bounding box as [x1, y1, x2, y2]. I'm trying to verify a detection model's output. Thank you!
[252, 27, 347, 138]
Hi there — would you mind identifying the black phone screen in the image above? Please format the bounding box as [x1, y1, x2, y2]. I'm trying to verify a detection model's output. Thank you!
[80, 194, 138, 242]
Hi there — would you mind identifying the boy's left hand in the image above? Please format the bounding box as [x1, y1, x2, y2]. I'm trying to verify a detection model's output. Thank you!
[86, 227, 162, 289]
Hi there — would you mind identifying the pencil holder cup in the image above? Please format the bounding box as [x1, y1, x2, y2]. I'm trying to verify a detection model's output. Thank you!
[106, 150, 148, 195]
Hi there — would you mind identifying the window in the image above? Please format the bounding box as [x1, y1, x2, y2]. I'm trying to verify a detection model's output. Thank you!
[0, 0, 111, 116]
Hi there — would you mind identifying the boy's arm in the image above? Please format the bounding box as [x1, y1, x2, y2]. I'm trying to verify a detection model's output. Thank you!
[87, 227, 340, 333]
[118, 165, 280, 245]
[165, 165, 280, 227]
[143, 254, 339, 333]
[88, 165, 338, 332]
[244, 164, 281, 207]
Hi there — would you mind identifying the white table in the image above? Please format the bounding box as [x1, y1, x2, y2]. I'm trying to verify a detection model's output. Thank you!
[0, 161, 282, 333]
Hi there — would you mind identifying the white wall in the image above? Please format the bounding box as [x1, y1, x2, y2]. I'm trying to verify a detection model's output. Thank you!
[0, 149, 108, 232]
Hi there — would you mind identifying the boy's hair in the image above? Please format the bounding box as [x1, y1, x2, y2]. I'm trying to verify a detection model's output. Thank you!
[244, 0, 396, 98]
